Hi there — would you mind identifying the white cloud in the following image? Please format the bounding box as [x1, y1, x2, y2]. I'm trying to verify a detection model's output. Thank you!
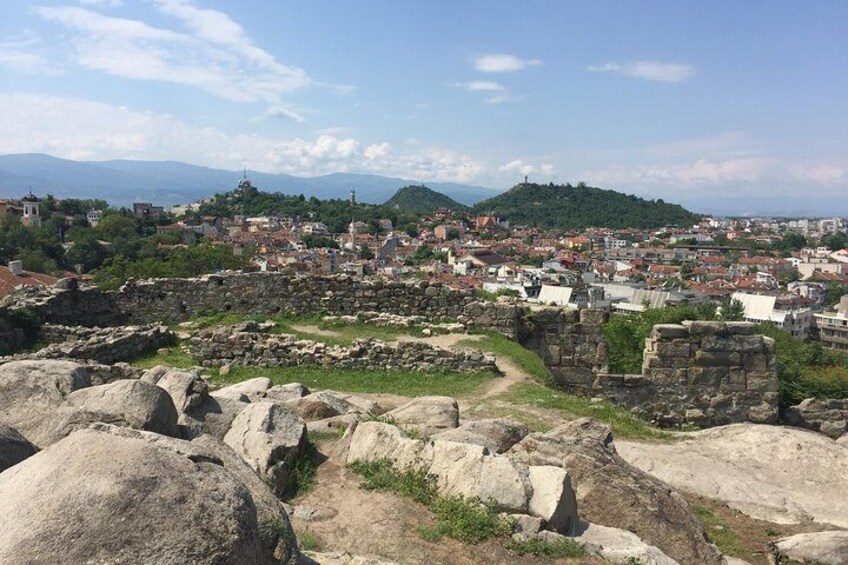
[588, 61, 694, 82]
[258, 105, 306, 123]
[645, 131, 757, 159]
[0, 92, 484, 183]
[452, 80, 505, 92]
[499, 159, 554, 177]
[34, 3, 311, 103]
[471, 54, 542, 73]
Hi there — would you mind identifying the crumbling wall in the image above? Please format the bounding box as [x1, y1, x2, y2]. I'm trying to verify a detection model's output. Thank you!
[189, 326, 497, 374]
[785, 398, 847, 439]
[589, 321, 779, 427]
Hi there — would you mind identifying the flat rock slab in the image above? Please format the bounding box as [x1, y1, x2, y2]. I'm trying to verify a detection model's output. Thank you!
[773, 531, 848, 565]
[618, 423, 848, 527]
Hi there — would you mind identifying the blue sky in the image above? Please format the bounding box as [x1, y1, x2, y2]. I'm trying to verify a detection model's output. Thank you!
[0, 0, 846, 214]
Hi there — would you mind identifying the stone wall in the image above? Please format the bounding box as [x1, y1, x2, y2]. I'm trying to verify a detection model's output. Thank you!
[17, 324, 174, 365]
[189, 325, 498, 374]
[517, 308, 609, 387]
[584, 321, 779, 427]
[785, 398, 847, 439]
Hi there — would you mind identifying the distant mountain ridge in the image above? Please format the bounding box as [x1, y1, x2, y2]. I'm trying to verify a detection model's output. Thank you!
[0, 154, 501, 207]
[383, 185, 468, 214]
[473, 182, 702, 229]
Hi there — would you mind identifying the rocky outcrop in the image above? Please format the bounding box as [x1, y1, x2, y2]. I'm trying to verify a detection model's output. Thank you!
[67, 379, 179, 437]
[618, 423, 848, 528]
[771, 531, 848, 565]
[224, 402, 307, 497]
[0, 359, 92, 446]
[508, 419, 723, 565]
[385, 396, 459, 436]
[0, 424, 37, 473]
[432, 418, 529, 453]
[0, 424, 298, 565]
[785, 398, 848, 439]
[347, 421, 579, 535]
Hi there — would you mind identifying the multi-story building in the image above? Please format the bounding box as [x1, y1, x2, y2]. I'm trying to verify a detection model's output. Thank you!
[814, 296, 848, 351]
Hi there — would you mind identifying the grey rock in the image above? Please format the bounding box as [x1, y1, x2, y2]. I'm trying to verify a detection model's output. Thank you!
[67, 379, 179, 437]
[509, 423, 723, 565]
[773, 531, 848, 565]
[0, 425, 295, 565]
[155, 369, 209, 412]
[0, 424, 37, 473]
[385, 396, 459, 436]
[224, 402, 307, 497]
[433, 418, 529, 454]
[0, 360, 92, 446]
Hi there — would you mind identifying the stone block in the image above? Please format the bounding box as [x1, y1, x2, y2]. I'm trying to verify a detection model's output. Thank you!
[683, 320, 727, 336]
[743, 353, 769, 373]
[694, 350, 740, 367]
[746, 372, 778, 392]
[688, 367, 727, 387]
[655, 340, 691, 358]
[651, 324, 689, 340]
[728, 369, 747, 392]
[724, 322, 756, 335]
[579, 309, 607, 325]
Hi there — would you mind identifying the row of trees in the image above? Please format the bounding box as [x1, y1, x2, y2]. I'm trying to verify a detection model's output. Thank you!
[0, 198, 247, 288]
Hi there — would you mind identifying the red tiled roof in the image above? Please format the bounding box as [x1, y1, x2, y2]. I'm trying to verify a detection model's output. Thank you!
[0, 267, 59, 298]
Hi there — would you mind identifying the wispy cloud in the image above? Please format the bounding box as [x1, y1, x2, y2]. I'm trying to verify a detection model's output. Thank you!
[77, 0, 124, 7]
[499, 159, 554, 177]
[34, 2, 311, 103]
[588, 61, 694, 82]
[471, 53, 542, 73]
[255, 105, 306, 124]
[452, 80, 505, 92]
[0, 31, 62, 74]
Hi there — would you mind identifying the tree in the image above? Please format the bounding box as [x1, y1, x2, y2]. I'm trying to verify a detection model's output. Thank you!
[65, 235, 109, 272]
[358, 246, 374, 260]
[720, 299, 745, 321]
[821, 232, 848, 251]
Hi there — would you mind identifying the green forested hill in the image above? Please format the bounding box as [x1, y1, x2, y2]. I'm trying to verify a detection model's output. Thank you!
[473, 182, 701, 229]
[384, 185, 468, 214]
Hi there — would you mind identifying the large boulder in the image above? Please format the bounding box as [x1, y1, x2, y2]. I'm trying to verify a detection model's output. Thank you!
[67, 379, 179, 437]
[182, 393, 249, 439]
[618, 423, 848, 528]
[0, 425, 298, 564]
[432, 418, 529, 453]
[0, 360, 91, 446]
[288, 391, 355, 421]
[772, 531, 848, 565]
[428, 440, 531, 513]
[224, 402, 307, 497]
[509, 420, 723, 565]
[155, 369, 209, 412]
[213, 377, 273, 402]
[0, 424, 37, 473]
[568, 521, 679, 564]
[190, 435, 298, 562]
[385, 396, 459, 436]
[346, 421, 432, 470]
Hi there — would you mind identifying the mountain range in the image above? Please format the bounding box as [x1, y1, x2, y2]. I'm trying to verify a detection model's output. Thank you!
[0, 154, 500, 207]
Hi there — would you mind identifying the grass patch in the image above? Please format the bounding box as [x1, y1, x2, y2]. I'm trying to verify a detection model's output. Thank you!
[458, 332, 552, 384]
[130, 342, 197, 369]
[295, 528, 322, 552]
[213, 365, 496, 398]
[504, 536, 586, 558]
[492, 383, 674, 441]
[691, 503, 747, 559]
[282, 440, 319, 500]
[349, 459, 511, 544]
